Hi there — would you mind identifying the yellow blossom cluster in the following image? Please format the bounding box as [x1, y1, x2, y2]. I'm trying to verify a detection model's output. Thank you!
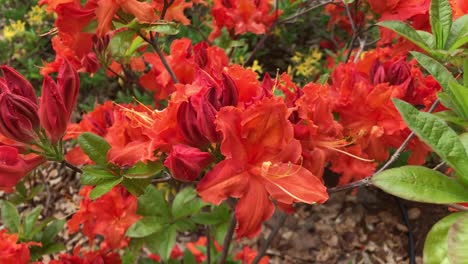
[3, 20, 26, 41]
[27, 5, 47, 26]
[288, 47, 323, 78]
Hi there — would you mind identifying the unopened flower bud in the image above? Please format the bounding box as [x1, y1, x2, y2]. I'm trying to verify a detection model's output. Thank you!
[164, 144, 212, 182]
[0, 93, 40, 143]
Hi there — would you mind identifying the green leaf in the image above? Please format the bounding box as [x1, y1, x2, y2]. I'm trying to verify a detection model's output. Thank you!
[172, 187, 204, 219]
[124, 161, 163, 178]
[410, 51, 457, 92]
[434, 110, 468, 128]
[122, 177, 152, 196]
[15, 181, 27, 198]
[447, 81, 468, 119]
[77, 132, 111, 166]
[125, 36, 144, 57]
[192, 204, 230, 225]
[372, 166, 468, 203]
[377, 21, 431, 51]
[448, 214, 468, 263]
[146, 22, 180, 35]
[173, 218, 196, 231]
[424, 212, 468, 264]
[23, 206, 43, 239]
[154, 225, 177, 262]
[183, 250, 197, 264]
[81, 166, 118, 186]
[109, 30, 135, 61]
[393, 99, 468, 184]
[82, 20, 98, 34]
[430, 0, 453, 49]
[89, 177, 123, 200]
[126, 217, 164, 238]
[1, 200, 21, 233]
[446, 14, 468, 50]
[42, 219, 66, 245]
[137, 186, 171, 219]
[417, 30, 435, 49]
[460, 133, 468, 153]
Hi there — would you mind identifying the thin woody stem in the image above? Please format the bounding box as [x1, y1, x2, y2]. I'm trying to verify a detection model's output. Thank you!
[218, 213, 237, 264]
[62, 160, 83, 174]
[252, 212, 288, 264]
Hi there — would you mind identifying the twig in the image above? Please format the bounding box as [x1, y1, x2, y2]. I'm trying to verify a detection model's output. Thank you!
[252, 212, 288, 264]
[353, 36, 367, 63]
[218, 213, 237, 264]
[279, 0, 334, 24]
[343, 0, 361, 63]
[62, 160, 83, 174]
[138, 32, 179, 84]
[151, 173, 172, 183]
[327, 99, 440, 193]
[206, 226, 212, 264]
[395, 197, 415, 264]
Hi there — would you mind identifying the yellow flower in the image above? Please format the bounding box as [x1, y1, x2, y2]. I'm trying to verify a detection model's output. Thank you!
[3, 20, 26, 41]
[250, 60, 263, 74]
[27, 5, 47, 26]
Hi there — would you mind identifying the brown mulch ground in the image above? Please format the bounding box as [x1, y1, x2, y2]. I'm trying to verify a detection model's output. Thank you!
[3, 161, 451, 263]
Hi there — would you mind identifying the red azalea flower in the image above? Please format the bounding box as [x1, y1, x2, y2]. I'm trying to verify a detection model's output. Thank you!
[197, 97, 328, 238]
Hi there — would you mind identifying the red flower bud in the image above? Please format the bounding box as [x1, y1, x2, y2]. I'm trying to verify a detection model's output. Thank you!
[220, 72, 238, 107]
[39, 75, 68, 143]
[194, 42, 209, 68]
[388, 58, 411, 85]
[177, 101, 210, 146]
[81, 53, 100, 74]
[57, 59, 80, 119]
[370, 60, 386, 84]
[0, 66, 37, 104]
[0, 93, 40, 143]
[0, 145, 45, 192]
[191, 88, 221, 142]
[164, 144, 212, 182]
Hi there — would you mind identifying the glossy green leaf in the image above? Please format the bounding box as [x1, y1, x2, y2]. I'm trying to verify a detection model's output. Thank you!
[137, 185, 171, 219]
[394, 99, 468, 184]
[89, 177, 123, 200]
[417, 30, 435, 48]
[126, 217, 164, 238]
[147, 22, 180, 35]
[372, 166, 468, 203]
[448, 81, 468, 119]
[1, 200, 20, 233]
[42, 219, 66, 245]
[122, 177, 151, 196]
[172, 187, 205, 219]
[446, 14, 468, 50]
[377, 21, 431, 51]
[424, 212, 468, 264]
[109, 30, 134, 60]
[410, 51, 457, 92]
[430, 0, 453, 49]
[448, 214, 468, 263]
[23, 206, 43, 239]
[123, 161, 163, 178]
[81, 166, 118, 186]
[154, 225, 177, 262]
[77, 132, 111, 166]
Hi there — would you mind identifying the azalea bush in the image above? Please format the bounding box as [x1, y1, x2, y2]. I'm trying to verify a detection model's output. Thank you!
[0, 0, 467, 263]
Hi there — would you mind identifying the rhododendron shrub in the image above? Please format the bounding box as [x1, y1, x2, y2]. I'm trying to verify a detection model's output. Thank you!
[1, 0, 467, 262]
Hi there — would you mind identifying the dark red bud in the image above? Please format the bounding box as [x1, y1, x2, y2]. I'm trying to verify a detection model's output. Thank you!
[388, 58, 411, 85]
[0, 93, 40, 143]
[194, 42, 209, 68]
[57, 59, 80, 119]
[177, 101, 209, 146]
[220, 72, 238, 107]
[39, 75, 68, 144]
[370, 60, 386, 84]
[0, 66, 37, 104]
